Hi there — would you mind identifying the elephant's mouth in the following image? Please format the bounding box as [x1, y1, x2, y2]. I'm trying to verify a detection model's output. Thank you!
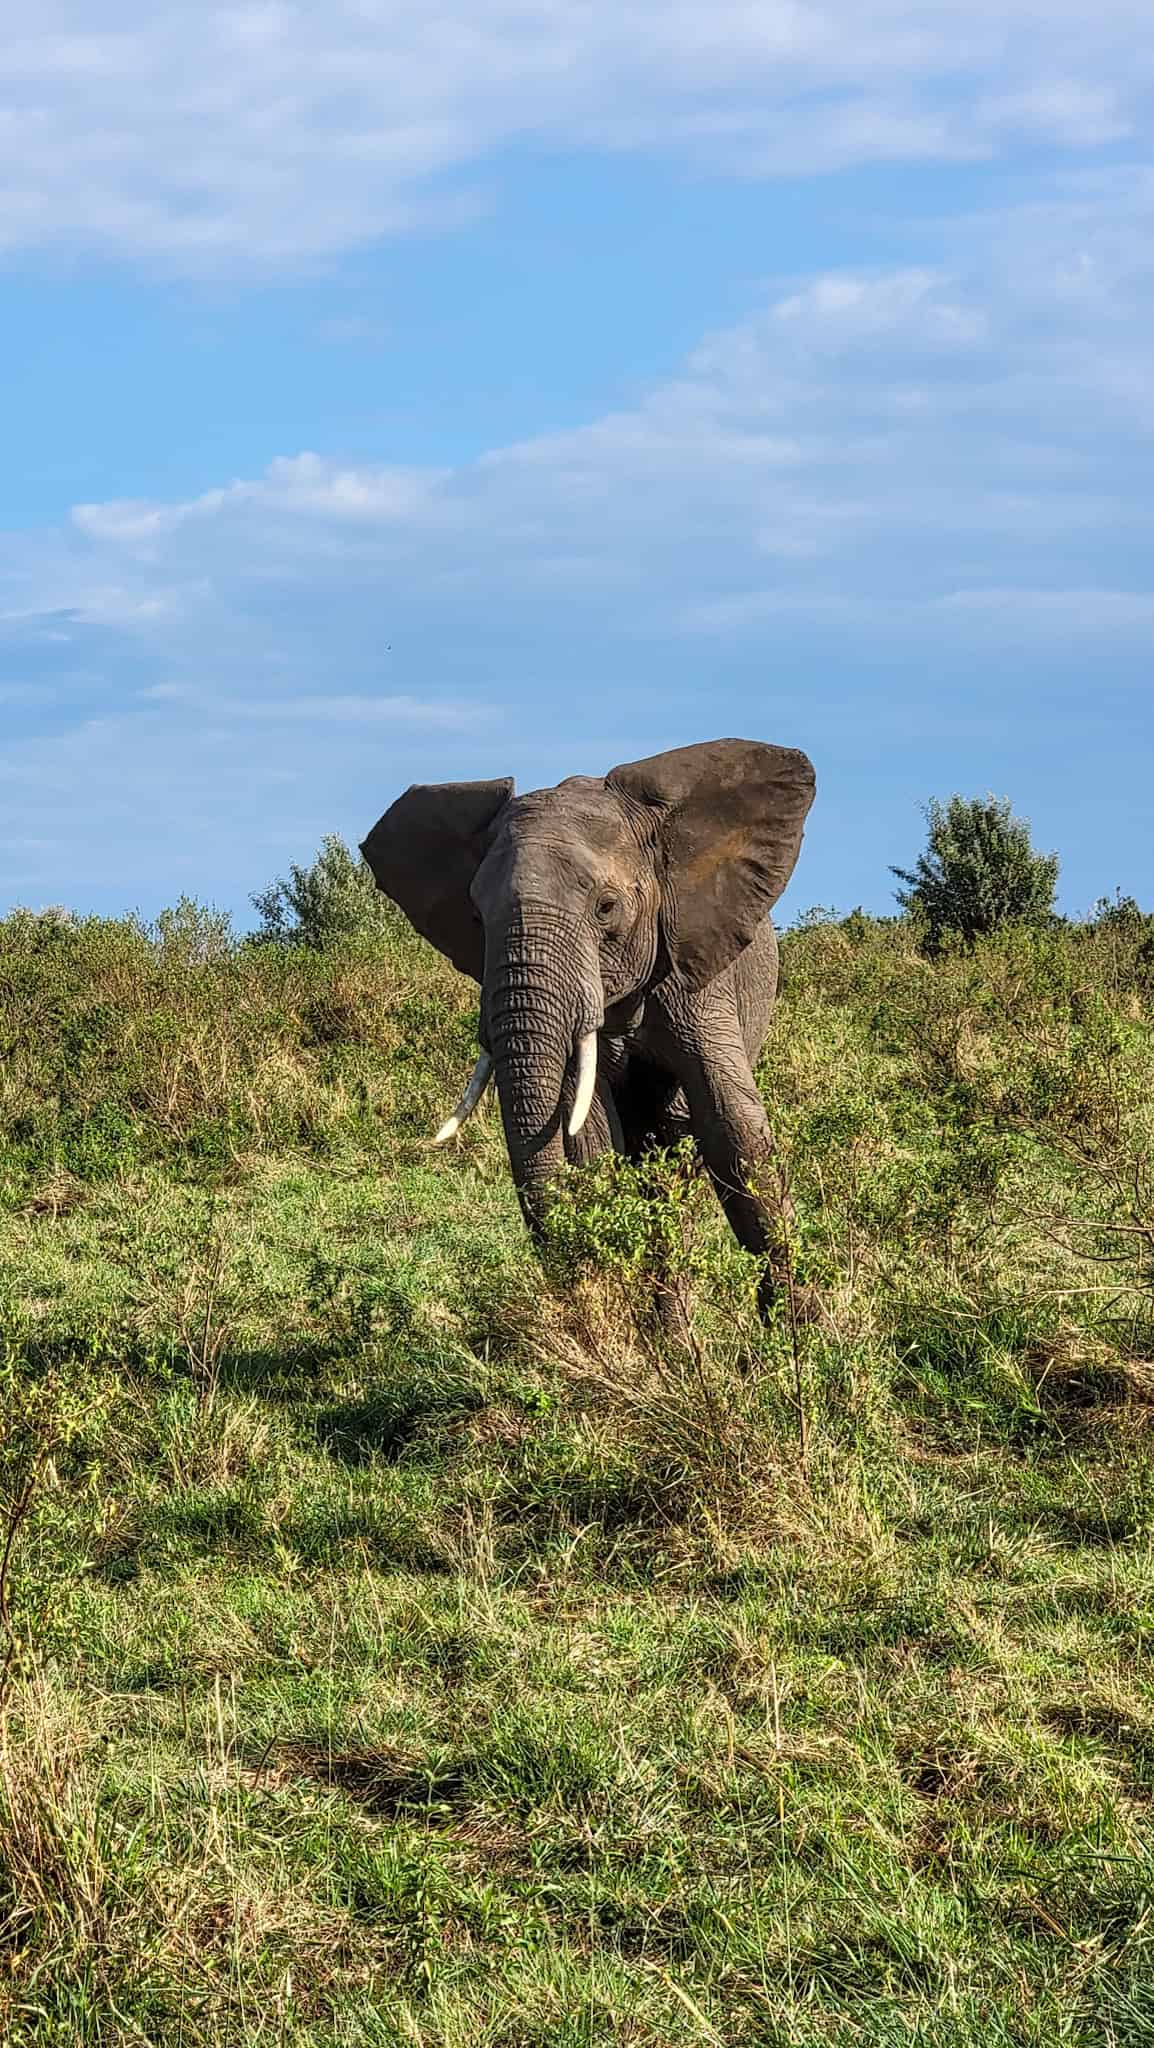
[603, 993, 644, 1035]
[431, 1028, 600, 1147]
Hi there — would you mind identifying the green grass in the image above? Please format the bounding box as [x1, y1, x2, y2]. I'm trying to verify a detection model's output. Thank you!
[0, 905, 1152, 2043]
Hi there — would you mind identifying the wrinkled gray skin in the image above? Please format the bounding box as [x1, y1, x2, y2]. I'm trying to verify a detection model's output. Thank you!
[361, 738, 816, 1312]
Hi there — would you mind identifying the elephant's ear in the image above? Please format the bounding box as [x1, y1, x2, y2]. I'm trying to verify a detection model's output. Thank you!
[607, 739, 815, 990]
[360, 778, 513, 980]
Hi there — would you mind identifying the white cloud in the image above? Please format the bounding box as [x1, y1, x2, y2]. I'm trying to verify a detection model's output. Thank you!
[934, 587, 1154, 629]
[1, 2, 1152, 270]
[4, 168, 1153, 916]
[226, 692, 493, 728]
[18, 172, 1154, 644]
[72, 456, 446, 547]
[978, 82, 1130, 148]
[769, 270, 989, 349]
[684, 585, 1154, 636]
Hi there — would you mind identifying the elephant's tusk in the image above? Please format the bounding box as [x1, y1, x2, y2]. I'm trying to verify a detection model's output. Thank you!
[567, 1032, 599, 1138]
[433, 1052, 493, 1145]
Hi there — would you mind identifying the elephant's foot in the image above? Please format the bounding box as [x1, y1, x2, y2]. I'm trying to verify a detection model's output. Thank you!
[756, 1260, 829, 1330]
[648, 1276, 696, 1351]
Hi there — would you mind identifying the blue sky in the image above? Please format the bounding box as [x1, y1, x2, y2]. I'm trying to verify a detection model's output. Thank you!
[2, 4, 1152, 928]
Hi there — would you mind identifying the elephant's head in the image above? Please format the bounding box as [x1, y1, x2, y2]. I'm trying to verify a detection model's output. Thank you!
[360, 738, 815, 1220]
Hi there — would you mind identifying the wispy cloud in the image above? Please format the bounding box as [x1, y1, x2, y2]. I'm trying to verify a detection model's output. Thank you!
[1, 1, 1151, 272]
[3, 167, 1152, 916]
[935, 587, 1154, 629]
[72, 457, 447, 547]
[46, 178, 1149, 628]
[220, 692, 493, 730]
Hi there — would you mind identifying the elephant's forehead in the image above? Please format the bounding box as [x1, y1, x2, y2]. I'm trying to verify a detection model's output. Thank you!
[505, 779, 626, 853]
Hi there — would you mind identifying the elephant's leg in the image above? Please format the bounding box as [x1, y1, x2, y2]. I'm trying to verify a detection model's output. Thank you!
[641, 992, 793, 1320]
[612, 1055, 683, 1162]
[650, 1084, 693, 1154]
[688, 1066, 792, 1314]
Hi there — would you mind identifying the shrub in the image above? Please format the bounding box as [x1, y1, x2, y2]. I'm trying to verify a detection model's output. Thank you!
[250, 834, 405, 950]
[151, 897, 236, 963]
[1091, 889, 1153, 937]
[892, 795, 1059, 952]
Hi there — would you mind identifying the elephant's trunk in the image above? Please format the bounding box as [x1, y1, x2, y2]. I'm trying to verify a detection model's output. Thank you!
[482, 909, 601, 1230]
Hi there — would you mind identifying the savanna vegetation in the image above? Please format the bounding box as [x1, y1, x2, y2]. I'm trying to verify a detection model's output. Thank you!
[1, 830, 1153, 2044]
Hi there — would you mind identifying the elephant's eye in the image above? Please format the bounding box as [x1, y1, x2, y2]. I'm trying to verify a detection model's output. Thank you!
[595, 892, 619, 923]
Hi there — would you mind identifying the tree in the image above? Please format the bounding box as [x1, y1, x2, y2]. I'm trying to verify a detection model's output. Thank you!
[1091, 889, 1149, 935]
[892, 795, 1058, 951]
[153, 897, 235, 962]
[250, 834, 402, 949]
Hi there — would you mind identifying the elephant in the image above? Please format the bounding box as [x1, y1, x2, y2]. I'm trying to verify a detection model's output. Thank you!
[360, 737, 815, 1314]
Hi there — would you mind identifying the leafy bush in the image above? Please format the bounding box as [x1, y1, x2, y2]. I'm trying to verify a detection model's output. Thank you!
[892, 794, 1059, 952]
[151, 896, 236, 963]
[250, 833, 406, 950]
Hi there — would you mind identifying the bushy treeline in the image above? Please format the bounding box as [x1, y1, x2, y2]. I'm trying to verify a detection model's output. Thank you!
[247, 795, 1140, 957]
[4, 886, 1153, 1226]
[0, 896, 476, 1194]
[12, 782, 1145, 970]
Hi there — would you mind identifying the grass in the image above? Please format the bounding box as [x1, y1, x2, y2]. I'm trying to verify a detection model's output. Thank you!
[0, 902, 1152, 2043]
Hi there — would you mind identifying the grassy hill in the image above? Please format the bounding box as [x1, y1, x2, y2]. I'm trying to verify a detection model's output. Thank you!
[0, 903, 1152, 2045]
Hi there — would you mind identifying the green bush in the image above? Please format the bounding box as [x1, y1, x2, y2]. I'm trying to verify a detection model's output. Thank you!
[250, 833, 408, 950]
[892, 794, 1059, 952]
